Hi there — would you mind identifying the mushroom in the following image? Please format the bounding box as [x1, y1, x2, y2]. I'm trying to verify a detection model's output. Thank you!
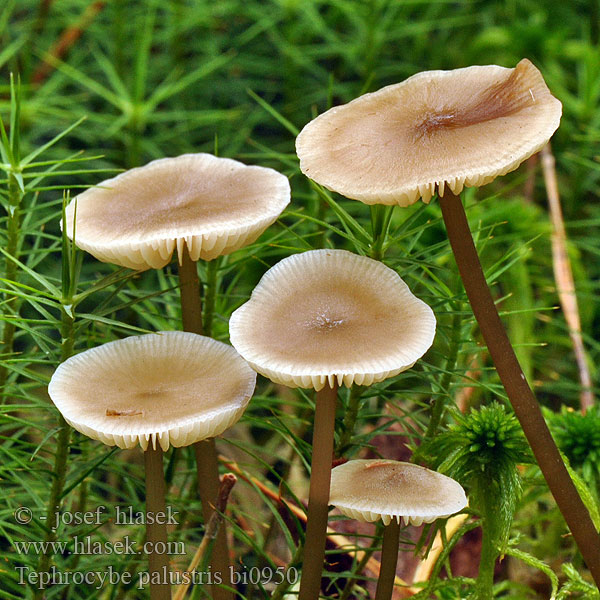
[64, 153, 291, 270]
[295, 60, 600, 583]
[296, 59, 561, 207]
[329, 459, 467, 600]
[229, 249, 435, 600]
[63, 153, 290, 597]
[48, 331, 256, 600]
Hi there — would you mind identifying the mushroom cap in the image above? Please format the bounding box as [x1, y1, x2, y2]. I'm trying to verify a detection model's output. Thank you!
[63, 153, 290, 270]
[48, 331, 256, 451]
[296, 59, 562, 206]
[229, 249, 435, 390]
[329, 459, 467, 526]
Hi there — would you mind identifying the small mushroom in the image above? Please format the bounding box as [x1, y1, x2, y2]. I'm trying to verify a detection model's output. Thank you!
[296, 59, 561, 206]
[329, 459, 467, 600]
[48, 331, 256, 600]
[64, 153, 291, 270]
[229, 249, 435, 390]
[229, 249, 435, 600]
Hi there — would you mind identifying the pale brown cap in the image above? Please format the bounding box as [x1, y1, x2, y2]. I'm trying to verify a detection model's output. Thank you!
[296, 59, 562, 206]
[229, 249, 435, 390]
[63, 154, 290, 270]
[48, 331, 256, 451]
[329, 459, 467, 526]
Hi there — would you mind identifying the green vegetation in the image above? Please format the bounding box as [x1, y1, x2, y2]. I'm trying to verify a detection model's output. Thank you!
[1, 1, 599, 598]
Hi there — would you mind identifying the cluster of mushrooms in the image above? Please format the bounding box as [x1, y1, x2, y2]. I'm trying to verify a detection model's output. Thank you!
[48, 59, 598, 600]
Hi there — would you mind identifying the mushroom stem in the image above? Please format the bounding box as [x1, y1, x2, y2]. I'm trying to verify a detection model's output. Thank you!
[439, 189, 600, 585]
[179, 247, 203, 335]
[144, 443, 170, 600]
[179, 247, 232, 600]
[374, 519, 401, 600]
[298, 383, 338, 600]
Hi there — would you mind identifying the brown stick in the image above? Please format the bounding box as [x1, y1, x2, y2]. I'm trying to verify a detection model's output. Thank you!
[541, 143, 594, 412]
[32, 1, 106, 86]
[173, 474, 237, 600]
[439, 189, 600, 587]
[179, 249, 203, 336]
[144, 444, 170, 600]
[298, 384, 339, 600]
[374, 520, 401, 600]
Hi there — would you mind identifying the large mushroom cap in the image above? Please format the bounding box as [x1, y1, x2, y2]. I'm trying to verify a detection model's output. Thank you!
[48, 331, 256, 451]
[64, 153, 290, 270]
[296, 59, 561, 206]
[229, 249, 435, 390]
[329, 459, 467, 526]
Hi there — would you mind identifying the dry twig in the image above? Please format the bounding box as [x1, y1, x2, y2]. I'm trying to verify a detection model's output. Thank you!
[173, 473, 237, 600]
[32, 1, 106, 86]
[541, 143, 594, 412]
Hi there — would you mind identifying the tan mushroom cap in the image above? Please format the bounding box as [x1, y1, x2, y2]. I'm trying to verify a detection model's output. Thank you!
[48, 331, 256, 451]
[296, 59, 562, 206]
[229, 249, 435, 391]
[63, 153, 290, 270]
[329, 459, 467, 526]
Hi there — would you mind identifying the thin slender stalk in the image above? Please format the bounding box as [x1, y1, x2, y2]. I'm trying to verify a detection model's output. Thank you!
[410, 513, 469, 591]
[298, 384, 338, 600]
[439, 189, 600, 586]
[0, 172, 24, 397]
[475, 520, 496, 600]
[179, 248, 203, 335]
[339, 523, 384, 600]
[34, 306, 75, 598]
[193, 452, 231, 600]
[271, 543, 304, 600]
[369, 205, 394, 261]
[62, 452, 89, 588]
[144, 444, 170, 600]
[34, 418, 70, 594]
[31, 1, 106, 86]
[424, 304, 461, 440]
[178, 247, 231, 600]
[541, 144, 594, 411]
[174, 474, 237, 600]
[374, 519, 401, 600]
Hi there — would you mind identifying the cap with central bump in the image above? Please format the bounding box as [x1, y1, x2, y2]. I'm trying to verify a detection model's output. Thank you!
[329, 459, 467, 526]
[229, 249, 436, 390]
[63, 153, 290, 270]
[296, 59, 561, 205]
[48, 331, 257, 451]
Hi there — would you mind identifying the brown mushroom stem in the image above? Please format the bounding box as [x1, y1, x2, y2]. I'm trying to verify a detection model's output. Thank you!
[179, 248, 204, 335]
[298, 383, 338, 600]
[374, 519, 401, 600]
[179, 247, 232, 600]
[144, 444, 170, 600]
[439, 189, 600, 585]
